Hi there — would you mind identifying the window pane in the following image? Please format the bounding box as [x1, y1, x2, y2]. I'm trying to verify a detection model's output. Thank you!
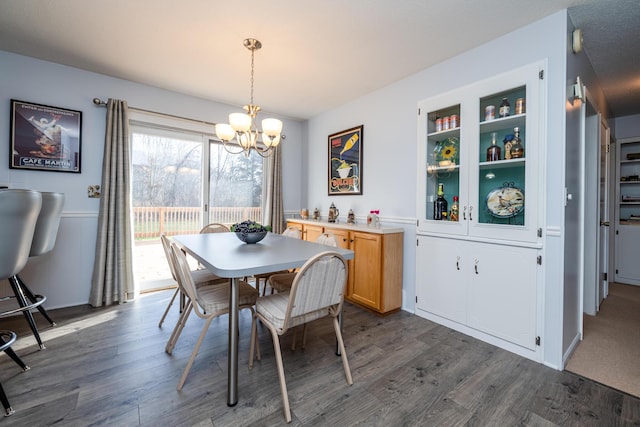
[208, 141, 263, 224]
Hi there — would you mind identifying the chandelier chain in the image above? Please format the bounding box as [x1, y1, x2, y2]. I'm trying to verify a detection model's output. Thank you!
[250, 46, 255, 106]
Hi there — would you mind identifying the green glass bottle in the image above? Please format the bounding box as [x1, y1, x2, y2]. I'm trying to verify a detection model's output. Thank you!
[434, 183, 448, 220]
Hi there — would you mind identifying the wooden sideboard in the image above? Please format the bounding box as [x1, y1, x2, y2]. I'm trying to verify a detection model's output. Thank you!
[287, 219, 403, 314]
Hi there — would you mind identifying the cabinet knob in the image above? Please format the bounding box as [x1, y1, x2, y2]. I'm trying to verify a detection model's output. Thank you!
[469, 206, 473, 221]
[463, 206, 467, 220]
[456, 256, 460, 271]
[474, 259, 479, 274]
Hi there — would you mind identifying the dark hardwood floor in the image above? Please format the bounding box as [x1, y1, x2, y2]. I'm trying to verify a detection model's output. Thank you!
[1, 289, 639, 426]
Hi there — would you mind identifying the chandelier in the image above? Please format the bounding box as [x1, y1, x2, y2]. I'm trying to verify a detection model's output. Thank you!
[215, 38, 283, 157]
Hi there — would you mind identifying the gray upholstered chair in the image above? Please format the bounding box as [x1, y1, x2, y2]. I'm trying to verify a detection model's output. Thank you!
[7, 192, 64, 349]
[199, 222, 230, 234]
[254, 226, 302, 295]
[268, 232, 338, 294]
[167, 239, 259, 390]
[1, 190, 48, 349]
[0, 189, 42, 415]
[249, 251, 352, 423]
[158, 223, 230, 328]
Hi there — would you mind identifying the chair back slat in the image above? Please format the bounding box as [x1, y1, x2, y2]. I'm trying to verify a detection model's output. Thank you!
[282, 226, 301, 239]
[200, 223, 229, 234]
[169, 241, 199, 304]
[315, 232, 337, 247]
[160, 234, 178, 281]
[287, 251, 347, 320]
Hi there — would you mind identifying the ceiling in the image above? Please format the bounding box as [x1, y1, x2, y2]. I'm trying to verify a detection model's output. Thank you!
[0, 0, 638, 120]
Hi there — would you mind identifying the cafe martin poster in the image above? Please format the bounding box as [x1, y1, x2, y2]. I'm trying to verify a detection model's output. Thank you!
[10, 99, 82, 173]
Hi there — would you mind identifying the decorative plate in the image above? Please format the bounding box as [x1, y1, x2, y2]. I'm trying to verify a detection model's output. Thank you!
[485, 184, 524, 218]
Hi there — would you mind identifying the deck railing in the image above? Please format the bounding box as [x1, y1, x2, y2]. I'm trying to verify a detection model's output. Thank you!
[133, 206, 262, 239]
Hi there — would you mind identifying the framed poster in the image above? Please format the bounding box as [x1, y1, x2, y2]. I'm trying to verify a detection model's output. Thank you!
[10, 99, 82, 173]
[328, 125, 363, 195]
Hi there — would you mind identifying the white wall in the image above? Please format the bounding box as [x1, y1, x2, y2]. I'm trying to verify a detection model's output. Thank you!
[613, 114, 640, 139]
[0, 51, 304, 308]
[563, 14, 611, 366]
[305, 10, 569, 368]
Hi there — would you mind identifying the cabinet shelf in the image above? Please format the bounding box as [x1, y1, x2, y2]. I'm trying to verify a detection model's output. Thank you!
[479, 158, 525, 170]
[427, 127, 460, 138]
[479, 114, 525, 133]
[427, 163, 460, 173]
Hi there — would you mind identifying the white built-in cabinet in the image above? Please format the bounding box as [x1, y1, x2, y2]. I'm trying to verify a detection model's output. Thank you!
[615, 137, 640, 285]
[415, 61, 545, 361]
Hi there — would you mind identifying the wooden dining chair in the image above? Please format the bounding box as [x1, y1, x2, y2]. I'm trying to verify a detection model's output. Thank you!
[253, 226, 302, 295]
[158, 223, 230, 328]
[168, 240, 259, 391]
[249, 251, 352, 423]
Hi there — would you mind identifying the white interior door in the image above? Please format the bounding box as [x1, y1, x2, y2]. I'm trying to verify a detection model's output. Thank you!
[598, 119, 610, 306]
[582, 92, 599, 316]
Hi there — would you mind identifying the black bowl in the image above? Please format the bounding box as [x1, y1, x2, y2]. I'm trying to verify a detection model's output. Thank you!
[235, 231, 267, 244]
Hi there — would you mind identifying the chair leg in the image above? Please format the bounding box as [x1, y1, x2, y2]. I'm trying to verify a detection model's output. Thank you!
[0, 382, 14, 417]
[332, 317, 353, 385]
[158, 287, 180, 328]
[8, 277, 45, 350]
[249, 311, 261, 368]
[16, 275, 55, 326]
[266, 324, 291, 423]
[165, 302, 193, 354]
[177, 316, 215, 391]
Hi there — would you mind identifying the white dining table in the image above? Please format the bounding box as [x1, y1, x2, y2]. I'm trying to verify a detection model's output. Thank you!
[173, 231, 354, 406]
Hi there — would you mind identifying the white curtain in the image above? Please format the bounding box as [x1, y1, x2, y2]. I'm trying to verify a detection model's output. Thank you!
[89, 99, 135, 307]
[262, 145, 285, 233]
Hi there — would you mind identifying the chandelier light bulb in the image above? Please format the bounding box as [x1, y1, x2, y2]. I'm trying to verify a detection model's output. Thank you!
[229, 113, 251, 132]
[215, 123, 235, 141]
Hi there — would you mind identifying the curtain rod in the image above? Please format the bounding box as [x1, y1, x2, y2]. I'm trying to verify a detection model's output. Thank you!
[92, 98, 218, 127]
[92, 98, 286, 139]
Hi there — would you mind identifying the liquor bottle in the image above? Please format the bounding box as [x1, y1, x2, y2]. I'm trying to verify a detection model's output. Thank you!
[486, 132, 501, 162]
[434, 183, 448, 220]
[449, 196, 459, 221]
[510, 127, 524, 158]
[499, 98, 511, 118]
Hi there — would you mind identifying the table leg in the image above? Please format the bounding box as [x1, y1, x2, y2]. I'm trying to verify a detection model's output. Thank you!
[227, 277, 239, 406]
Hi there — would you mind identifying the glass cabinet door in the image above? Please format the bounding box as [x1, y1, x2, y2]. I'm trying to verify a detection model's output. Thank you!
[477, 86, 527, 226]
[418, 99, 468, 236]
[469, 63, 541, 243]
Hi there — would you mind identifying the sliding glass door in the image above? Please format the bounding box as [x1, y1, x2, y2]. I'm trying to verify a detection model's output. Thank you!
[130, 122, 264, 292]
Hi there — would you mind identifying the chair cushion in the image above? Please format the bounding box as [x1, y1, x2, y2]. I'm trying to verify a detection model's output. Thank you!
[196, 280, 258, 314]
[268, 272, 295, 293]
[192, 269, 226, 286]
[256, 292, 328, 331]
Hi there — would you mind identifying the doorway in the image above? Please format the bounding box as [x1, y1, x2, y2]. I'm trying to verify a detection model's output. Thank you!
[131, 126, 205, 293]
[581, 88, 611, 316]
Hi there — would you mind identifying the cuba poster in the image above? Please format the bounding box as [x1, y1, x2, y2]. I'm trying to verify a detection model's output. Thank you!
[328, 125, 362, 195]
[10, 99, 82, 173]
